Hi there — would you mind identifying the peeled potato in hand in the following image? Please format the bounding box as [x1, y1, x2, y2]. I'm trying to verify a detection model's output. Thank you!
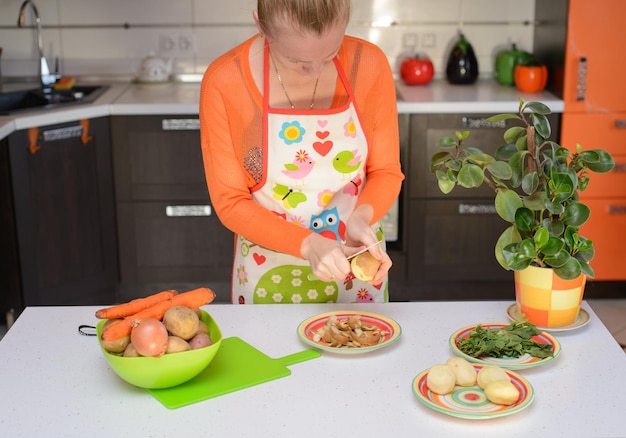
[351, 251, 382, 281]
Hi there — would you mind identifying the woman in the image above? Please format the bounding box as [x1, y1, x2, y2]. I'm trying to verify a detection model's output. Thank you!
[200, 0, 404, 304]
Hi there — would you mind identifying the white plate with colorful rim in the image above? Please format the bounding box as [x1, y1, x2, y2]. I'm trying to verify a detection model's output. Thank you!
[297, 311, 401, 354]
[412, 364, 534, 420]
[449, 323, 561, 370]
[506, 303, 591, 332]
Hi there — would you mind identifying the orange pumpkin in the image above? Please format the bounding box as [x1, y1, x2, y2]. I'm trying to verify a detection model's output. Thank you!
[514, 64, 548, 93]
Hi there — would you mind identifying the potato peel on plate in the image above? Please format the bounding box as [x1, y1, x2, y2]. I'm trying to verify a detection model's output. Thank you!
[312, 314, 387, 348]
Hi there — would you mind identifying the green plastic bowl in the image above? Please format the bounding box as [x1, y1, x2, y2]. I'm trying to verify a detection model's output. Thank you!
[97, 310, 222, 389]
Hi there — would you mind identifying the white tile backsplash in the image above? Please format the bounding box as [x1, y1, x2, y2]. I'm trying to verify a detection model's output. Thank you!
[58, 0, 194, 25]
[0, 0, 536, 79]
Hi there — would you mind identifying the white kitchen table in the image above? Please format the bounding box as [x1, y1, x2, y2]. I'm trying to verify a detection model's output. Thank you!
[1, 301, 624, 438]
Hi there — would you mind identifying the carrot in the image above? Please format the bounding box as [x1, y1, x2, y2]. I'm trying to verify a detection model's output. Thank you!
[95, 290, 178, 319]
[101, 288, 216, 342]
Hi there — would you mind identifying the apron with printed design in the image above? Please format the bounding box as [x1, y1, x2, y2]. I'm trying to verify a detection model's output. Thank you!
[231, 44, 388, 304]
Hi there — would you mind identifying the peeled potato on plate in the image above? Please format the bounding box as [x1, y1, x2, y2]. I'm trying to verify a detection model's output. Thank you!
[351, 251, 381, 281]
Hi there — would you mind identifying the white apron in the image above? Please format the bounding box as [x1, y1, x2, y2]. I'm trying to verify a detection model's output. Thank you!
[231, 44, 388, 304]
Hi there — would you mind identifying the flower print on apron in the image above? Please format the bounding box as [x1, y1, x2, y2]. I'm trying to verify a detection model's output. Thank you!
[231, 43, 388, 304]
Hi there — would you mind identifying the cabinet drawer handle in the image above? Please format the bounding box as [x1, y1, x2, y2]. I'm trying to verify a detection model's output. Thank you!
[576, 56, 587, 101]
[608, 205, 626, 215]
[165, 205, 212, 217]
[458, 203, 497, 214]
[615, 119, 626, 129]
[42, 124, 84, 142]
[461, 117, 505, 129]
[614, 163, 626, 172]
[161, 119, 200, 130]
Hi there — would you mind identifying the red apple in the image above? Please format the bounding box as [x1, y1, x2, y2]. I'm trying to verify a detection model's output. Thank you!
[400, 55, 435, 85]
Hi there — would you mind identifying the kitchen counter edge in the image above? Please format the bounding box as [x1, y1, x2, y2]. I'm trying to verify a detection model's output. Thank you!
[0, 80, 564, 141]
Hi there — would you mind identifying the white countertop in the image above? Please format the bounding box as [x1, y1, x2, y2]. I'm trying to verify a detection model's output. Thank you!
[396, 79, 564, 114]
[1, 301, 624, 438]
[0, 79, 564, 141]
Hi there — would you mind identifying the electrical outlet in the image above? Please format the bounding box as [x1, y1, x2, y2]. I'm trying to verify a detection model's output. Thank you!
[403, 33, 418, 49]
[158, 34, 177, 54]
[157, 34, 196, 56]
[422, 33, 436, 49]
[177, 34, 196, 56]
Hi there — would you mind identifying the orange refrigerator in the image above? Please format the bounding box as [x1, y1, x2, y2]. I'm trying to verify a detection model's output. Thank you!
[544, 0, 626, 281]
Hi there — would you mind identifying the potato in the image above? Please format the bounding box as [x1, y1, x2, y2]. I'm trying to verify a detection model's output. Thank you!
[195, 320, 210, 335]
[426, 364, 456, 395]
[166, 336, 191, 354]
[123, 343, 140, 357]
[188, 332, 213, 350]
[350, 252, 381, 282]
[162, 306, 199, 340]
[484, 379, 520, 405]
[101, 319, 130, 354]
[445, 356, 477, 387]
[477, 365, 510, 389]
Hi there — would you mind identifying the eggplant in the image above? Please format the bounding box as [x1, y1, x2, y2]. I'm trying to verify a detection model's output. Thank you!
[446, 32, 479, 84]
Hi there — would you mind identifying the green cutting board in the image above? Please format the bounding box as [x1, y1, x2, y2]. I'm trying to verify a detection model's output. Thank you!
[147, 336, 321, 409]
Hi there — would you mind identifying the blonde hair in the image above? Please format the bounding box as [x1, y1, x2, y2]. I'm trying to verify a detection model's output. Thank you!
[257, 0, 351, 37]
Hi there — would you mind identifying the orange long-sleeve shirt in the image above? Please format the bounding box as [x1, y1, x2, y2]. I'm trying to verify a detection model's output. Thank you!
[200, 35, 404, 258]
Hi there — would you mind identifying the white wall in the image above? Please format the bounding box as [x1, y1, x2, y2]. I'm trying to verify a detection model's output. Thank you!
[0, 0, 535, 79]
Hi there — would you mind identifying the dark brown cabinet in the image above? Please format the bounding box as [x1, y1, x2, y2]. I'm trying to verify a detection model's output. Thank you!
[111, 116, 233, 302]
[402, 112, 562, 300]
[0, 137, 21, 316]
[4, 117, 118, 309]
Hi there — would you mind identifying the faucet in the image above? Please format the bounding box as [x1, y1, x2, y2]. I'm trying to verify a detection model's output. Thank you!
[17, 0, 57, 93]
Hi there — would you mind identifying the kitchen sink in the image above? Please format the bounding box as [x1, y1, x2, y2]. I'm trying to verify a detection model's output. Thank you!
[0, 85, 109, 115]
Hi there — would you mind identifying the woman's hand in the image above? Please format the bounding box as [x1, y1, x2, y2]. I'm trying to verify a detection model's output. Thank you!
[301, 233, 351, 282]
[345, 204, 392, 284]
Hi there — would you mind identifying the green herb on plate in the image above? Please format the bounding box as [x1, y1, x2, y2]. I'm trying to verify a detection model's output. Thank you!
[456, 322, 554, 359]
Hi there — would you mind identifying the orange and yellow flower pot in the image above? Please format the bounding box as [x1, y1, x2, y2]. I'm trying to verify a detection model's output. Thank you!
[514, 265, 586, 328]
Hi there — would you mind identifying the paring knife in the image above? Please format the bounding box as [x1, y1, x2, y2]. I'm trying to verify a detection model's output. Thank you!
[346, 240, 384, 260]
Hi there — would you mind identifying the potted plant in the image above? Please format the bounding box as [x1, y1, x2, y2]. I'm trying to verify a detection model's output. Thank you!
[429, 99, 615, 326]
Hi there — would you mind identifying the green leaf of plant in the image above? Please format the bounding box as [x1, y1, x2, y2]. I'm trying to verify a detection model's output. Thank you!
[543, 217, 565, 237]
[486, 161, 513, 180]
[534, 227, 549, 248]
[523, 191, 547, 211]
[521, 171, 539, 195]
[562, 202, 591, 227]
[519, 239, 537, 258]
[508, 151, 527, 187]
[524, 101, 552, 115]
[457, 164, 484, 188]
[455, 130, 470, 141]
[436, 179, 455, 194]
[578, 259, 595, 278]
[466, 153, 495, 166]
[495, 226, 521, 270]
[539, 236, 564, 256]
[436, 136, 457, 148]
[514, 207, 535, 232]
[531, 113, 551, 139]
[485, 114, 520, 122]
[495, 143, 518, 161]
[544, 199, 565, 215]
[495, 188, 523, 222]
[585, 149, 616, 173]
[544, 249, 570, 268]
[430, 151, 452, 172]
[553, 257, 582, 280]
[504, 126, 526, 144]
